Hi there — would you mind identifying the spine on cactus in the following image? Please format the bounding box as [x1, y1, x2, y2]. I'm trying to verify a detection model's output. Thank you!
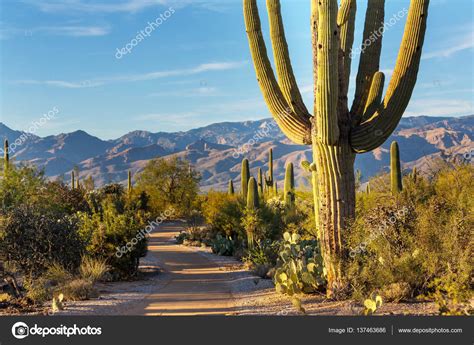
[71, 171, 75, 190]
[128, 170, 133, 194]
[3, 139, 9, 172]
[228, 179, 235, 195]
[390, 141, 403, 194]
[284, 162, 295, 207]
[241, 158, 250, 199]
[247, 177, 259, 210]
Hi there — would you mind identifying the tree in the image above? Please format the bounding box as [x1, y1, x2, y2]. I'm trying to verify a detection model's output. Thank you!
[243, 0, 430, 295]
[136, 157, 200, 217]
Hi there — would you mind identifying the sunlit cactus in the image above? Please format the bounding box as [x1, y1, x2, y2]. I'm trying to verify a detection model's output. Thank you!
[243, 0, 430, 295]
[228, 179, 235, 195]
[391, 141, 403, 194]
[284, 162, 295, 208]
[241, 158, 250, 199]
[258, 168, 264, 196]
[264, 148, 274, 194]
[247, 177, 259, 210]
[128, 170, 133, 194]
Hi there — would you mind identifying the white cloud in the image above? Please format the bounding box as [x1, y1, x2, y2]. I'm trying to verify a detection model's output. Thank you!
[405, 99, 473, 116]
[13, 61, 245, 88]
[422, 32, 474, 60]
[0, 25, 110, 39]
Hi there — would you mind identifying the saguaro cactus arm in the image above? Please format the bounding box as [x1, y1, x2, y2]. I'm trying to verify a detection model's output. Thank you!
[338, 0, 356, 97]
[350, 0, 385, 118]
[243, 0, 312, 145]
[350, 0, 429, 152]
[266, 0, 309, 116]
[362, 71, 385, 122]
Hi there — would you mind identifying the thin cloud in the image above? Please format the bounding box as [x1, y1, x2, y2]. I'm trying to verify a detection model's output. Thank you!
[405, 99, 473, 117]
[13, 61, 245, 88]
[422, 32, 474, 60]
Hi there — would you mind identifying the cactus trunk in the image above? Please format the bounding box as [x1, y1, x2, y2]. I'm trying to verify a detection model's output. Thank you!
[247, 177, 259, 210]
[3, 139, 9, 172]
[390, 141, 403, 194]
[241, 158, 250, 199]
[284, 162, 295, 207]
[228, 179, 235, 195]
[71, 171, 75, 190]
[128, 170, 133, 194]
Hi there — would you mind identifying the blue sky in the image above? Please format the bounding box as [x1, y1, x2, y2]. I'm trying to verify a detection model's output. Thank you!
[0, 0, 473, 139]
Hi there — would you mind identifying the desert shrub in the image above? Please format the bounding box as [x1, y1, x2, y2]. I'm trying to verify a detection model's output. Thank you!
[0, 164, 45, 212]
[347, 163, 473, 301]
[40, 181, 90, 214]
[59, 279, 98, 301]
[243, 240, 279, 278]
[210, 234, 235, 256]
[0, 205, 84, 278]
[274, 232, 325, 296]
[201, 191, 244, 238]
[78, 199, 147, 280]
[79, 257, 108, 282]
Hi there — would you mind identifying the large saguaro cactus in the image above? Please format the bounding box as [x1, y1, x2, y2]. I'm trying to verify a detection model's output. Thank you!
[243, 0, 429, 295]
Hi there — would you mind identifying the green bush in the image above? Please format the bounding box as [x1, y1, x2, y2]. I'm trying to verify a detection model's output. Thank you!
[211, 234, 235, 256]
[346, 163, 473, 302]
[0, 205, 84, 278]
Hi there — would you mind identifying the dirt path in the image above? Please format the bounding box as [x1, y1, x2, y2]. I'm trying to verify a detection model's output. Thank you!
[126, 223, 236, 316]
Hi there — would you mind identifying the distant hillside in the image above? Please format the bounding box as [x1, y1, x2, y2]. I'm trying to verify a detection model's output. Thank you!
[1, 115, 473, 191]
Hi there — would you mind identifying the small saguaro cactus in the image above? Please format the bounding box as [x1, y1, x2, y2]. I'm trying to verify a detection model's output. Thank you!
[274, 181, 278, 195]
[390, 141, 403, 194]
[264, 148, 274, 193]
[243, 0, 430, 295]
[241, 158, 250, 199]
[366, 182, 371, 194]
[3, 139, 9, 172]
[71, 171, 75, 190]
[228, 179, 235, 195]
[128, 170, 133, 194]
[247, 177, 260, 210]
[258, 168, 264, 196]
[284, 162, 295, 207]
[411, 166, 418, 182]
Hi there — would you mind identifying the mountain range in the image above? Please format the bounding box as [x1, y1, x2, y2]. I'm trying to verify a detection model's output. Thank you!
[1, 115, 473, 191]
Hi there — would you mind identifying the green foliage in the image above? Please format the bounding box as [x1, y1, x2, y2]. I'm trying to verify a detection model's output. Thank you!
[201, 191, 243, 238]
[347, 163, 473, 301]
[211, 234, 235, 256]
[0, 205, 84, 278]
[136, 157, 200, 217]
[274, 232, 325, 296]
